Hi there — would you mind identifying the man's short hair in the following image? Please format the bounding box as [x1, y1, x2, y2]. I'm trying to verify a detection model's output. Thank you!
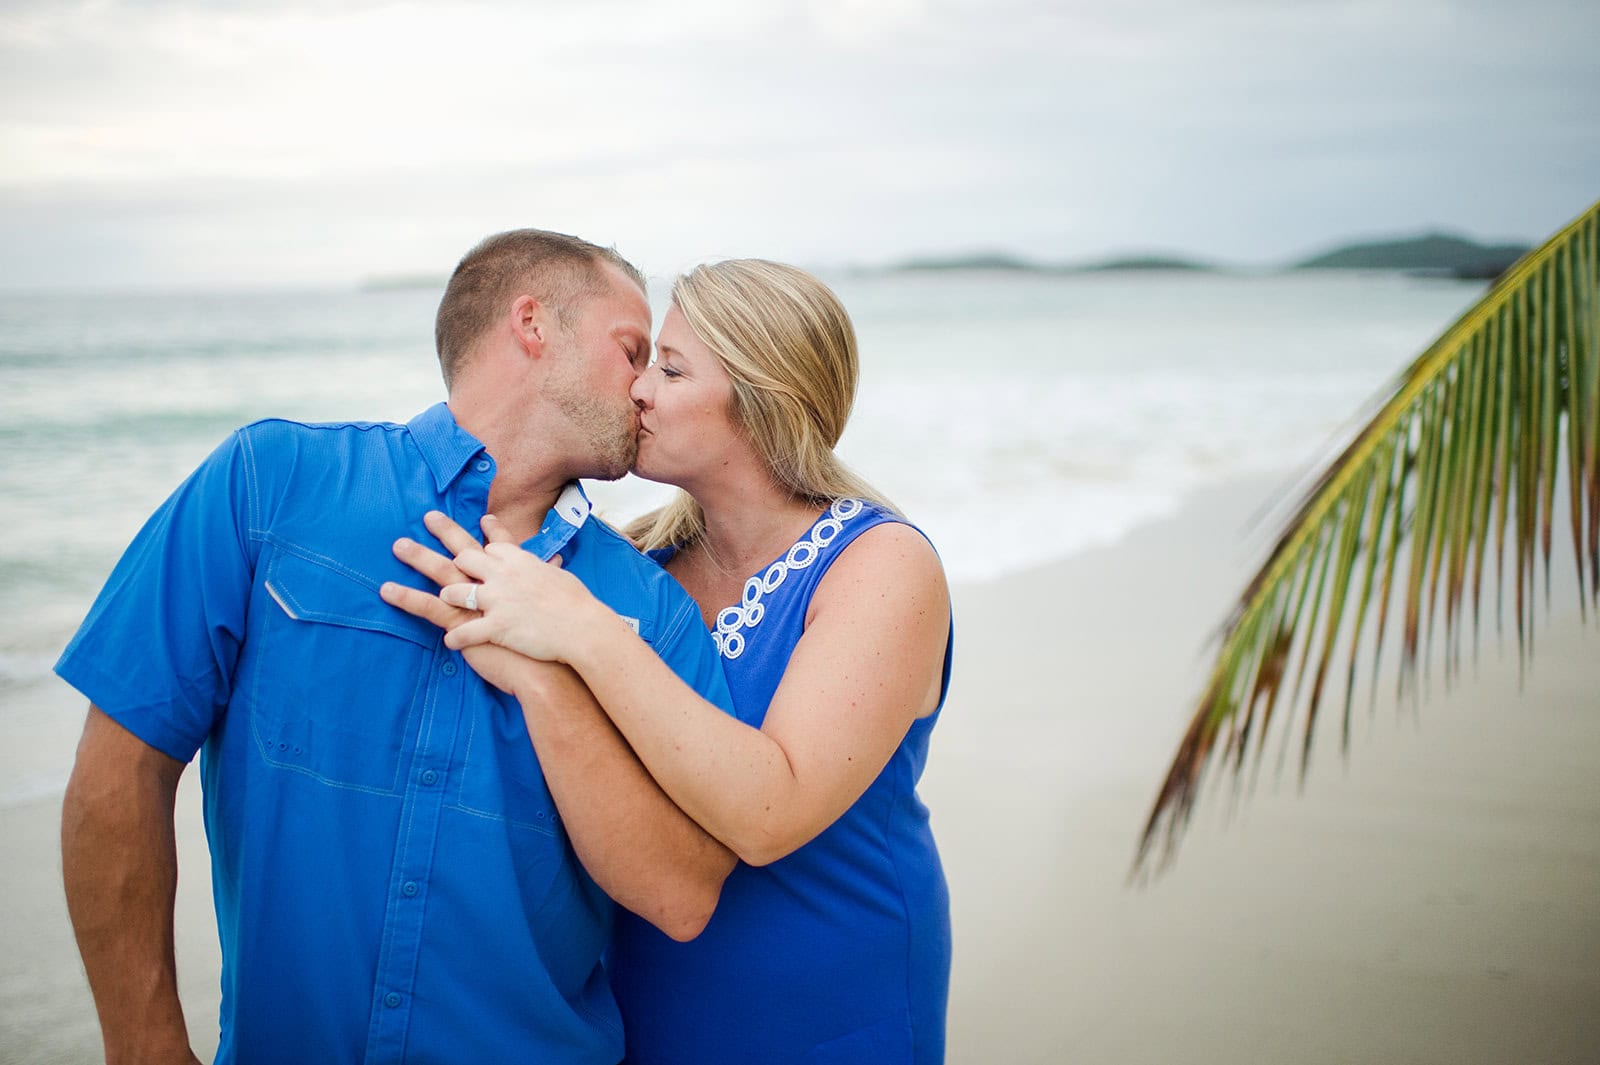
[434, 229, 648, 389]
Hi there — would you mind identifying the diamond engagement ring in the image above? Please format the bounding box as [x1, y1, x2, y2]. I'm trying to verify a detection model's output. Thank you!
[463, 585, 479, 612]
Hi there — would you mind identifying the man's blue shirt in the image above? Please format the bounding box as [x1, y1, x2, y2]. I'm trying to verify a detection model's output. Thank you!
[56, 402, 736, 1065]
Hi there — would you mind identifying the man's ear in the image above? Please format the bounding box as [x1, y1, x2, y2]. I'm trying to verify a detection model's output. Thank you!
[509, 294, 551, 359]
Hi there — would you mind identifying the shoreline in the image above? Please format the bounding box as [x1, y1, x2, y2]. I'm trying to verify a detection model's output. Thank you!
[4, 472, 1597, 1063]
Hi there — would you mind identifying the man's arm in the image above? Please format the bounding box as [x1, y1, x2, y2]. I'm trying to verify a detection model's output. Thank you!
[61, 705, 200, 1065]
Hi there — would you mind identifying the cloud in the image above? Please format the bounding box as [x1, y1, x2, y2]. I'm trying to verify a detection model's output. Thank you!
[1, 0, 1596, 287]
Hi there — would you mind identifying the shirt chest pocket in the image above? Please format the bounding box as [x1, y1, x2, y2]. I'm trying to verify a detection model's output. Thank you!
[244, 548, 439, 794]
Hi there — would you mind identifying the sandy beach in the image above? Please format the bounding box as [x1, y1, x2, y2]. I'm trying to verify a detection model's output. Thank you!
[4, 474, 1597, 1064]
[932, 476, 1600, 1064]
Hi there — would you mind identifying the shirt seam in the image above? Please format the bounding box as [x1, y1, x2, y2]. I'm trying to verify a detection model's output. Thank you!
[654, 595, 696, 651]
[260, 532, 384, 589]
[236, 427, 262, 543]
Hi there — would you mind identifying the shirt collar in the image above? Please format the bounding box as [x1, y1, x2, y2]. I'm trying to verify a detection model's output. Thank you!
[407, 402, 488, 493]
[549, 483, 592, 529]
[407, 402, 594, 557]
[526, 483, 592, 560]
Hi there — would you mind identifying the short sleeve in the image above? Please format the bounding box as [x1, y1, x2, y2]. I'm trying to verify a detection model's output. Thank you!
[55, 431, 257, 762]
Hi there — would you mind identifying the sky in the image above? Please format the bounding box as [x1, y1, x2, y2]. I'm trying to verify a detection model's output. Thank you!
[1, 0, 1596, 290]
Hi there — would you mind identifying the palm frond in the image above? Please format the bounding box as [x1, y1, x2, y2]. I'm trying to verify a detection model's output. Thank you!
[1135, 199, 1600, 873]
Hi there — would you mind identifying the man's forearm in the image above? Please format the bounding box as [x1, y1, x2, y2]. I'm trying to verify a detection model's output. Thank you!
[516, 664, 735, 941]
[61, 706, 198, 1065]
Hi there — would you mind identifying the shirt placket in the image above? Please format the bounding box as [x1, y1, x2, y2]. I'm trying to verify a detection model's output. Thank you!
[360, 454, 495, 1063]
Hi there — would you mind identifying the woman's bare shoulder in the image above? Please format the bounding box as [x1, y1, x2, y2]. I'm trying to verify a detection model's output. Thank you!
[809, 519, 949, 621]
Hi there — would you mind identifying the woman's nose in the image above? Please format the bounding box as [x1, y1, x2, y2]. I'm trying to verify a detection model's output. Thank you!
[630, 371, 652, 407]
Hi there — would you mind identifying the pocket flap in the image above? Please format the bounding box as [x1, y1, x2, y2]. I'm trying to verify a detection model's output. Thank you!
[264, 549, 439, 649]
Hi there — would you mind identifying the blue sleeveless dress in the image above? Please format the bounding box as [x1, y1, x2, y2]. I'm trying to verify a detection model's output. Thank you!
[611, 498, 953, 1065]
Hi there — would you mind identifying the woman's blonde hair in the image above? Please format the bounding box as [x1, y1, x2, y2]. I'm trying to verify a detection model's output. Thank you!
[625, 259, 895, 552]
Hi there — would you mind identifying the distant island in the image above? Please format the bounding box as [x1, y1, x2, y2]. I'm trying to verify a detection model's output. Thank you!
[1290, 233, 1530, 278]
[359, 233, 1533, 293]
[1079, 255, 1212, 273]
[886, 251, 1213, 274]
[877, 232, 1530, 281]
[892, 253, 1046, 272]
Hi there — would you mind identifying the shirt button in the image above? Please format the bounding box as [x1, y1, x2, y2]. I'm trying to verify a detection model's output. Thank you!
[475, 459, 492, 473]
[384, 992, 401, 1008]
[402, 881, 419, 897]
[441, 661, 458, 676]
[421, 769, 439, 786]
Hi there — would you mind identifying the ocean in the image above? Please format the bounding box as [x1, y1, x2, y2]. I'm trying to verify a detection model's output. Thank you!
[0, 269, 1486, 807]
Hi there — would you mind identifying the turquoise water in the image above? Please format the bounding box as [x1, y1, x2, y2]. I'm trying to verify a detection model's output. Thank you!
[0, 270, 1485, 804]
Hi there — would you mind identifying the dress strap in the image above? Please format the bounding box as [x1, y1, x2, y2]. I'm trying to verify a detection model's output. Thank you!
[712, 498, 876, 660]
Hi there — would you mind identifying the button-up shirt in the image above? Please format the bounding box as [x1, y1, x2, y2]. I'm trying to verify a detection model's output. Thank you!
[56, 402, 735, 1065]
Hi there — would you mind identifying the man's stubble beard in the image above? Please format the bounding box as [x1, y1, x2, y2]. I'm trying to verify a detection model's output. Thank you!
[548, 381, 638, 482]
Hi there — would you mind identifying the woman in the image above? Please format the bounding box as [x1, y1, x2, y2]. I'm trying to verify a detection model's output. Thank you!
[393, 260, 952, 1064]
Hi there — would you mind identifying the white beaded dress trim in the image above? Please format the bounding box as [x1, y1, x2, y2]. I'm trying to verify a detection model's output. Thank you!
[712, 498, 866, 660]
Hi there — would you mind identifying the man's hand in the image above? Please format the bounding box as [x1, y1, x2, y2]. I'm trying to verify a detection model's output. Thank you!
[61, 706, 201, 1065]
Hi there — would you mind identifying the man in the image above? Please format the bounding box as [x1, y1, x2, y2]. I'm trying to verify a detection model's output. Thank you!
[56, 230, 739, 1064]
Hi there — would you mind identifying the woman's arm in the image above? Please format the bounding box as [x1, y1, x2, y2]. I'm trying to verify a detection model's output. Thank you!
[412, 512, 951, 867]
[382, 537, 734, 940]
[508, 661, 733, 940]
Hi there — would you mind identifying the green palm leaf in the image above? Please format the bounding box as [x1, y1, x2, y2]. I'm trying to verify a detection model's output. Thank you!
[1136, 199, 1600, 873]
